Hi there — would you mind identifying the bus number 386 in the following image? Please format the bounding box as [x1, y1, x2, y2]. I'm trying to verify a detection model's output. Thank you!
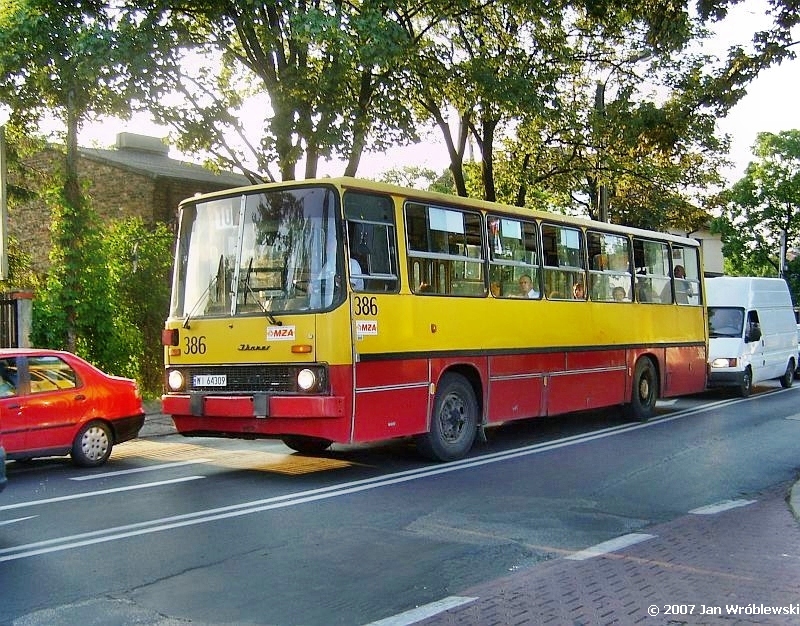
[354, 296, 378, 316]
[184, 336, 207, 354]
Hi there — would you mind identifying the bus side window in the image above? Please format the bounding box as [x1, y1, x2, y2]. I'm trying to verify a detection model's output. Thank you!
[542, 223, 586, 300]
[405, 202, 483, 297]
[344, 192, 399, 293]
[671, 245, 701, 305]
[587, 230, 632, 302]
[487, 216, 541, 299]
[633, 238, 671, 304]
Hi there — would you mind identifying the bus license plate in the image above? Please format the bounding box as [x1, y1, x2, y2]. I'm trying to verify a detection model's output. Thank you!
[194, 374, 227, 387]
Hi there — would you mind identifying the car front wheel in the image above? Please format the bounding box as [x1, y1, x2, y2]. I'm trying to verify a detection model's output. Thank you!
[72, 421, 113, 467]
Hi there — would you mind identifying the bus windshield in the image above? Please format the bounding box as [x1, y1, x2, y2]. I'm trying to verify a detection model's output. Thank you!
[708, 307, 745, 338]
[170, 186, 343, 319]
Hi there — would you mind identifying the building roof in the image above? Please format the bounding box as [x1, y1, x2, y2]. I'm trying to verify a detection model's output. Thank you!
[79, 133, 251, 188]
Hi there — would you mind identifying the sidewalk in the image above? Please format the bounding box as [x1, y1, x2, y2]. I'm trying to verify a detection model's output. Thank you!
[139, 401, 177, 438]
[416, 482, 800, 625]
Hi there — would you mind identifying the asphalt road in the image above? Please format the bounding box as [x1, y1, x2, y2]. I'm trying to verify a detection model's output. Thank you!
[1, 382, 799, 625]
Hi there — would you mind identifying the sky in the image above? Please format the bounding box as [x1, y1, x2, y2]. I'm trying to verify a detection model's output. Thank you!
[74, 1, 797, 187]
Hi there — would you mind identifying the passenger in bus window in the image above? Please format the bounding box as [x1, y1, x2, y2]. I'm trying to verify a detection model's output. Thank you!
[673, 264, 690, 303]
[349, 257, 364, 290]
[572, 282, 585, 300]
[612, 286, 626, 301]
[637, 278, 655, 302]
[490, 281, 501, 297]
[517, 274, 539, 298]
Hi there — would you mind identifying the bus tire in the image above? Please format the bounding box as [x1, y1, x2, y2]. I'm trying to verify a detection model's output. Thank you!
[779, 360, 794, 388]
[738, 367, 752, 398]
[626, 357, 658, 422]
[416, 373, 479, 462]
[281, 435, 332, 455]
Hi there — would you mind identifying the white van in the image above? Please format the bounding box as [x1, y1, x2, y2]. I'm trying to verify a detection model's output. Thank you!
[706, 277, 797, 397]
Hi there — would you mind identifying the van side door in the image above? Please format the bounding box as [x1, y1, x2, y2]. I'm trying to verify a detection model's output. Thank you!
[744, 310, 765, 381]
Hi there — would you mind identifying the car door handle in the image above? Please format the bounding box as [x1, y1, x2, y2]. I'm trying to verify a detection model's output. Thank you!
[74, 394, 87, 402]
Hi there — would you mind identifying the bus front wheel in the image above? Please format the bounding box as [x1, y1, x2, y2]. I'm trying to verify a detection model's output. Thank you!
[627, 358, 658, 422]
[417, 373, 478, 462]
[281, 435, 332, 455]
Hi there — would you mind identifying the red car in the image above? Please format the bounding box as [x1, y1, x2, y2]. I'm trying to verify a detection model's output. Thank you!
[0, 348, 145, 467]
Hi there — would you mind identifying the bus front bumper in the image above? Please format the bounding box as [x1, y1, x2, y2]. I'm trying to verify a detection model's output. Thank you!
[162, 394, 346, 419]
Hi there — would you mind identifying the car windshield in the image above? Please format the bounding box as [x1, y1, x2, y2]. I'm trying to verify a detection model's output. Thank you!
[170, 186, 343, 319]
[708, 306, 744, 337]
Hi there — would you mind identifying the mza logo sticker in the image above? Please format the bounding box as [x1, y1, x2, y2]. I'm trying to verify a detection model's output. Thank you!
[267, 325, 296, 341]
[356, 320, 378, 336]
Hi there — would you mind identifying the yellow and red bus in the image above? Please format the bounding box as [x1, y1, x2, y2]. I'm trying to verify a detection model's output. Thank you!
[162, 177, 707, 461]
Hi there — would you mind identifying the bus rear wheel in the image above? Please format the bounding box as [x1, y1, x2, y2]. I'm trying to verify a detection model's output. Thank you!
[281, 435, 332, 455]
[627, 357, 658, 422]
[416, 373, 479, 462]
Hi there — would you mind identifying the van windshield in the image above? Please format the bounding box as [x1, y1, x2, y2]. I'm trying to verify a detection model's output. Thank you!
[708, 307, 744, 338]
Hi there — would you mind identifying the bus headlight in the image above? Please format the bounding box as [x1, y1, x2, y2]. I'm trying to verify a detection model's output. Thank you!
[297, 368, 317, 391]
[710, 358, 737, 368]
[167, 369, 185, 391]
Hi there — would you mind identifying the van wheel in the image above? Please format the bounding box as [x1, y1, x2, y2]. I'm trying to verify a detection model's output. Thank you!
[416, 373, 478, 462]
[626, 357, 658, 421]
[738, 367, 752, 398]
[779, 360, 794, 388]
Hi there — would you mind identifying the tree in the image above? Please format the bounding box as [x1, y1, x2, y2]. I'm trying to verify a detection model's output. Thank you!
[713, 130, 800, 280]
[104, 218, 174, 392]
[132, 0, 423, 182]
[0, 0, 177, 353]
[408, 0, 572, 200]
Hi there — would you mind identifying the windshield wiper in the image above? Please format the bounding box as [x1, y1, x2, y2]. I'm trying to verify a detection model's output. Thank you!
[183, 275, 217, 329]
[183, 255, 226, 329]
[239, 259, 281, 325]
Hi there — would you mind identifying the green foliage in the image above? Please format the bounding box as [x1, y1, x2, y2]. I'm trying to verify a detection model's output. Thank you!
[103, 218, 173, 393]
[713, 130, 800, 299]
[30, 200, 173, 391]
[30, 183, 122, 370]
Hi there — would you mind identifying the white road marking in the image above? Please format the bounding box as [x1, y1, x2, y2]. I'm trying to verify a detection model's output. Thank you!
[69, 459, 213, 480]
[362, 596, 478, 626]
[566, 533, 655, 561]
[0, 515, 37, 526]
[0, 394, 778, 562]
[0, 476, 204, 512]
[689, 499, 755, 515]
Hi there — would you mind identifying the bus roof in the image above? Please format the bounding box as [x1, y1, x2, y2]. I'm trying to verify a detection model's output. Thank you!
[178, 176, 702, 248]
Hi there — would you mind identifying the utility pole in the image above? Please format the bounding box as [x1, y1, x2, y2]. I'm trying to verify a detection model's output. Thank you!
[779, 229, 787, 279]
[0, 124, 8, 280]
[594, 82, 609, 223]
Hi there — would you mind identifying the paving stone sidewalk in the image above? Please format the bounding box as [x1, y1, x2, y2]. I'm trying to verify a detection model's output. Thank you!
[417, 482, 800, 625]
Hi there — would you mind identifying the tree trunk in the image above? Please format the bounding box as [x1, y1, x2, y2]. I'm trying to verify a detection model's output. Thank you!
[64, 89, 79, 353]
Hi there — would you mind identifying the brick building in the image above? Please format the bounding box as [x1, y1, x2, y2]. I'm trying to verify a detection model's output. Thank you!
[12, 132, 250, 272]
